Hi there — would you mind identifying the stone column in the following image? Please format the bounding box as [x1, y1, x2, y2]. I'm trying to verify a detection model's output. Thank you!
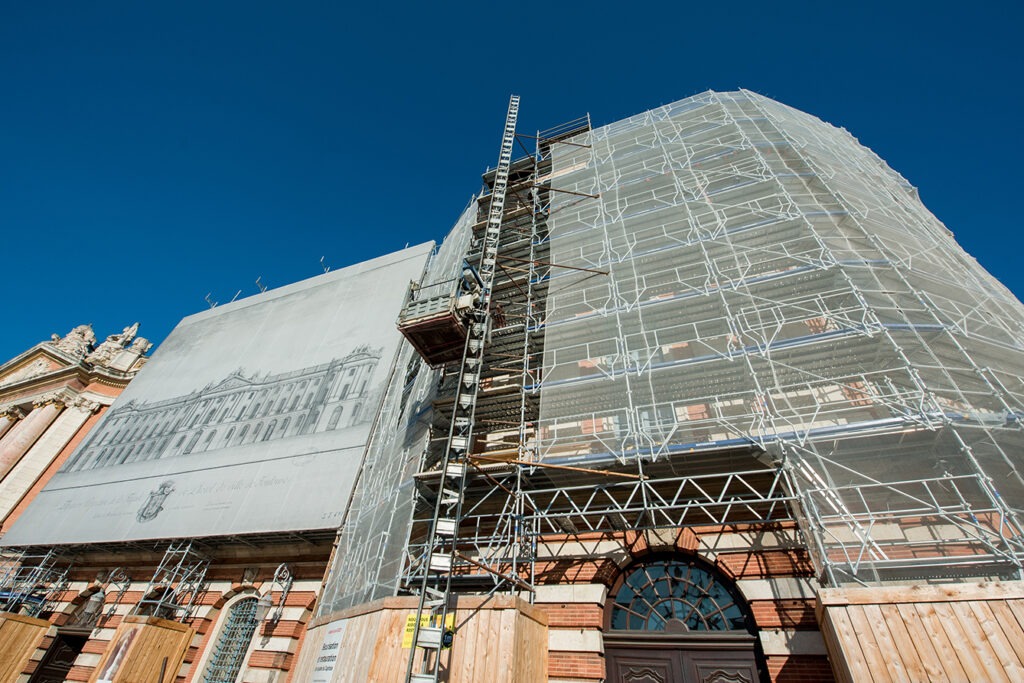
[0, 393, 68, 482]
[0, 406, 25, 441]
[0, 396, 99, 525]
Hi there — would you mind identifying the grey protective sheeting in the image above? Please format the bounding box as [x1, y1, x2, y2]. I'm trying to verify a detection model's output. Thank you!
[317, 203, 475, 614]
[4, 243, 434, 545]
[536, 90, 1024, 583]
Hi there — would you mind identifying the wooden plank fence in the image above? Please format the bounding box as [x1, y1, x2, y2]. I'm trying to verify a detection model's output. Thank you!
[0, 612, 49, 683]
[295, 595, 547, 683]
[818, 582, 1024, 683]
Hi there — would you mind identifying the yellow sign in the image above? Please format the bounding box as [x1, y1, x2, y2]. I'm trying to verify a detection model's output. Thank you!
[401, 613, 455, 649]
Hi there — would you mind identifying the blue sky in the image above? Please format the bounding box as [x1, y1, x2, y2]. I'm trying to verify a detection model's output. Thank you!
[2, 1, 1022, 362]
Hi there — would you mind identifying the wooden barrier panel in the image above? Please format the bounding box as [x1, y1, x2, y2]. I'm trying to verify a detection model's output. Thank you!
[818, 581, 1024, 683]
[87, 615, 194, 683]
[0, 612, 50, 683]
[296, 595, 548, 683]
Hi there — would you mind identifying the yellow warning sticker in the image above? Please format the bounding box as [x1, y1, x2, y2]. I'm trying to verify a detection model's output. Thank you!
[401, 613, 456, 649]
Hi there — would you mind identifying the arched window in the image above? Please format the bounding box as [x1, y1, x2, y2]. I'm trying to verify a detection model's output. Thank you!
[202, 430, 218, 451]
[262, 420, 277, 441]
[201, 595, 260, 683]
[609, 558, 748, 632]
[327, 406, 344, 430]
[183, 432, 202, 455]
[236, 425, 249, 445]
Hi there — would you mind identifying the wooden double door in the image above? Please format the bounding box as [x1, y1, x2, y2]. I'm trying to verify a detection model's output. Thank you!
[605, 632, 762, 683]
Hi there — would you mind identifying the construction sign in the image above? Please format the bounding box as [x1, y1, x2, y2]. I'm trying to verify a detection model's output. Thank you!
[401, 613, 455, 649]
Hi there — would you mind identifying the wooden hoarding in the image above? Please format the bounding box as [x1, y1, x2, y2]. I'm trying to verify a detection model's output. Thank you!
[0, 612, 50, 683]
[87, 615, 193, 683]
[295, 595, 548, 683]
[818, 581, 1024, 683]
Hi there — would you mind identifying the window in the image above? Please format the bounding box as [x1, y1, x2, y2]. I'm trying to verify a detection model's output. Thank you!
[202, 596, 260, 683]
[183, 432, 202, 455]
[202, 431, 217, 451]
[609, 559, 747, 631]
[327, 406, 344, 430]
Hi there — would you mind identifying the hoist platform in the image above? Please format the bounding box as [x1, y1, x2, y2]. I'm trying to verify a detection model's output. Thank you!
[397, 282, 476, 366]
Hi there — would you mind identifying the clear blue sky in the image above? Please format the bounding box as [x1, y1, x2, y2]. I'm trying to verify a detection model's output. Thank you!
[2, 1, 1022, 362]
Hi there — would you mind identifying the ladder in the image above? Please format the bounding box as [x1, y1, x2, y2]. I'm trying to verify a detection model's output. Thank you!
[404, 95, 520, 683]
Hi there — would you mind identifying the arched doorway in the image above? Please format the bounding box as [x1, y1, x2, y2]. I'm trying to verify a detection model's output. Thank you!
[604, 556, 766, 683]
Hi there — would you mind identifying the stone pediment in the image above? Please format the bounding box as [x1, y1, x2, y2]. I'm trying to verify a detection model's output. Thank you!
[0, 348, 69, 389]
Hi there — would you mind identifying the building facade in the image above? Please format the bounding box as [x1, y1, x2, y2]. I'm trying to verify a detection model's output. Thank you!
[0, 324, 151, 682]
[0, 248, 433, 683]
[0, 324, 151, 537]
[308, 91, 1024, 683]
[4, 91, 1024, 683]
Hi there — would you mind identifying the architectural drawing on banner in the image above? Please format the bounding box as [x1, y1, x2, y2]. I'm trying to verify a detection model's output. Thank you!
[65, 346, 382, 472]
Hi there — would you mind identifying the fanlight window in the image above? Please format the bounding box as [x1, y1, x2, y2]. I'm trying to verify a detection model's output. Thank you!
[610, 560, 746, 631]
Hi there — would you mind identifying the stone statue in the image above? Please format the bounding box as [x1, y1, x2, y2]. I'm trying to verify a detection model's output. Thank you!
[130, 337, 153, 354]
[87, 323, 144, 366]
[49, 325, 96, 359]
[120, 323, 139, 344]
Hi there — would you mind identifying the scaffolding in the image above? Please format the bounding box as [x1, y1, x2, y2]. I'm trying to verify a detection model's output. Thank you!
[133, 540, 210, 621]
[529, 90, 1024, 585]
[0, 548, 70, 617]
[320, 91, 1024, 644]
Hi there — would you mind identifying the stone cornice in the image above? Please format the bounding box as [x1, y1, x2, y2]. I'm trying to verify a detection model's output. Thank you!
[0, 363, 138, 403]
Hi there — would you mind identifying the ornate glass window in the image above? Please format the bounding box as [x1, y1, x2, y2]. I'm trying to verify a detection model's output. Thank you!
[203, 596, 259, 683]
[609, 560, 747, 631]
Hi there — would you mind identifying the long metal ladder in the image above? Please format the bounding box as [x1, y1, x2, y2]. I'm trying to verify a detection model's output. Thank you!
[403, 94, 520, 683]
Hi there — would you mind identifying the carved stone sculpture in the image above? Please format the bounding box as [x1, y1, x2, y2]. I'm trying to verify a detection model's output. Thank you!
[49, 325, 96, 360]
[87, 322, 143, 366]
